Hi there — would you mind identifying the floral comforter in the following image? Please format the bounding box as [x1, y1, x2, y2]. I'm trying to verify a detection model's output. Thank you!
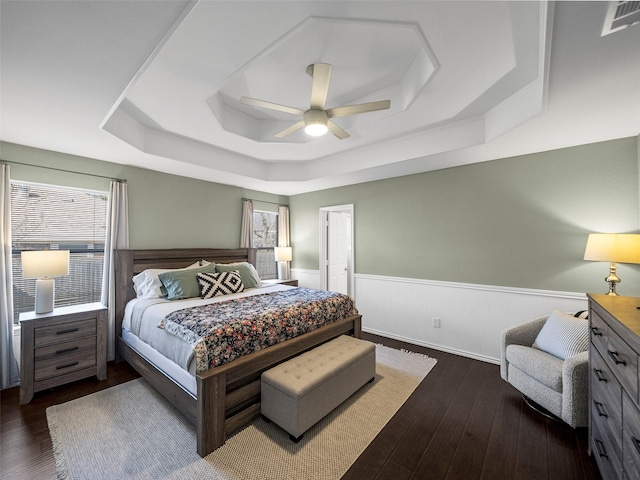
[159, 288, 357, 372]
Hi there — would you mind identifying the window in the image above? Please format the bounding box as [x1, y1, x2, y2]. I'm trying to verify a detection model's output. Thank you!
[11, 182, 108, 324]
[252, 210, 277, 280]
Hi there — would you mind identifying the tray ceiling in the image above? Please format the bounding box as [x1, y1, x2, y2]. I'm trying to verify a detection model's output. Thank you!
[2, 1, 639, 195]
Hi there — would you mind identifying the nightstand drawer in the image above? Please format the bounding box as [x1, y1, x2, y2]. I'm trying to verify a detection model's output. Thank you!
[34, 318, 96, 347]
[34, 336, 97, 381]
[262, 278, 299, 287]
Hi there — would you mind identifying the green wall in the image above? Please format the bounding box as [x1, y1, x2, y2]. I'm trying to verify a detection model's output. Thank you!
[1, 142, 286, 249]
[290, 136, 640, 295]
[4, 137, 640, 296]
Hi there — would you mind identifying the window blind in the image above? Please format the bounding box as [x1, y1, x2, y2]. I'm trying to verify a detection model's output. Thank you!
[11, 182, 108, 323]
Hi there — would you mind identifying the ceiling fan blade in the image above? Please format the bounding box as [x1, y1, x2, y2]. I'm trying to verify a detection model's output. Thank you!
[274, 120, 305, 138]
[326, 99, 391, 118]
[309, 63, 333, 110]
[240, 96, 304, 116]
[327, 120, 350, 140]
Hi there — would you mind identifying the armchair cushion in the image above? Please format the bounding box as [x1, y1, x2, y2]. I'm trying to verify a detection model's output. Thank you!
[532, 309, 589, 360]
[506, 344, 563, 391]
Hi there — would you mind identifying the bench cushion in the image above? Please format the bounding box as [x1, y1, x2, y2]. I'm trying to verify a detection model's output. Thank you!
[261, 335, 375, 439]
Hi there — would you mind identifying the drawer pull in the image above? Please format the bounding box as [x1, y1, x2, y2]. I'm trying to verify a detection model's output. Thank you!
[55, 361, 79, 370]
[594, 401, 608, 418]
[591, 327, 602, 337]
[633, 437, 640, 455]
[593, 369, 607, 382]
[56, 327, 79, 335]
[595, 439, 608, 459]
[607, 350, 627, 366]
[55, 346, 79, 355]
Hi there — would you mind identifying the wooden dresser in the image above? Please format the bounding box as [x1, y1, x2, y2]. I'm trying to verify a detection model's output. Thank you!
[20, 302, 107, 404]
[587, 294, 640, 480]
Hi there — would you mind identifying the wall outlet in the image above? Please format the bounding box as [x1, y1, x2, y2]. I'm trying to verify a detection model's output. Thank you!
[432, 317, 441, 328]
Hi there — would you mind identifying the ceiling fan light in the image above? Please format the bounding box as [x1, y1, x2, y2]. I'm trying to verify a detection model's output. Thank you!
[303, 109, 329, 136]
[305, 122, 328, 136]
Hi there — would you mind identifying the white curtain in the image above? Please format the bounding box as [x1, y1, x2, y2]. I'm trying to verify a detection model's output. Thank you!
[278, 205, 290, 247]
[1, 164, 19, 389]
[240, 199, 253, 248]
[278, 205, 291, 278]
[101, 180, 129, 361]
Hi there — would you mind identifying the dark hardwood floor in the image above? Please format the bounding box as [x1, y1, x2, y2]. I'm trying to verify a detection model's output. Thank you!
[1, 334, 601, 480]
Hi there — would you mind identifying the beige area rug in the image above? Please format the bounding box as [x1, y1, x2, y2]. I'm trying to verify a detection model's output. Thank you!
[47, 344, 436, 480]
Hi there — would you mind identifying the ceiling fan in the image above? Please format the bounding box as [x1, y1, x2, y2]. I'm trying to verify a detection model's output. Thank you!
[240, 63, 391, 140]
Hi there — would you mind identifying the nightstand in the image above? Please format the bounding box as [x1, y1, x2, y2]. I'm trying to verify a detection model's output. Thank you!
[263, 278, 299, 287]
[20, 302, 107, 404]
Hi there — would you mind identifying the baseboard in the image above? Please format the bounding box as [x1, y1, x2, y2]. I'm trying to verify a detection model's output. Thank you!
[363, 327, 501, 365]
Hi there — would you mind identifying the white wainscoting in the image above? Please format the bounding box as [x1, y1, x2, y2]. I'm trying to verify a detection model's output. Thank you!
[294, 269, 588, 365]
[291, 268, 321, 290]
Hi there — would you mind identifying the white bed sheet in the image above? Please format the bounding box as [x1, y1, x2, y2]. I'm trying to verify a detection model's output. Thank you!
[121, 283, 292, 395]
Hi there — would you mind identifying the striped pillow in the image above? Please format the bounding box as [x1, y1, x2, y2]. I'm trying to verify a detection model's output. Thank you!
[532, 309, 589, 360]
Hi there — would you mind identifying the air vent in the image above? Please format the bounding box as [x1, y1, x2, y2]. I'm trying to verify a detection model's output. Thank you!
[602, 1, 640, 36]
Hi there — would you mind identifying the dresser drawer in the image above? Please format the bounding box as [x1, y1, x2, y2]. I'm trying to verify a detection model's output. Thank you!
[592, 414, 623, 480]
[34, 336, 97, 381]
[605, 327, 639, 401]
[593, 403, 623, 469]
[623, 393, 640, 480]
[591, 308, 609, 357]
[591, 348, 623, 431]
[34, 318, 96, 347]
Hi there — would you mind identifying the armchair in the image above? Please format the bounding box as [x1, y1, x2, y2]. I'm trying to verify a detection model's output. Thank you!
[500, 314, 589, 428]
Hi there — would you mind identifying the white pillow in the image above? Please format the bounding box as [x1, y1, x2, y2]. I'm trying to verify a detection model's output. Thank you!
[532, 309, 589, 360]
[132, 260, 210, 298]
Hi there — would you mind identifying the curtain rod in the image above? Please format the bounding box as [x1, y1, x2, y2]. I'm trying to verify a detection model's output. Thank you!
[242, 197, 288, 207]
[2, 160, 126, 182]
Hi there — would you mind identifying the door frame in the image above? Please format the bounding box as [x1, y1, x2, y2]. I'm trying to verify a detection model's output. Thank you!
[319, 204, 354, 297]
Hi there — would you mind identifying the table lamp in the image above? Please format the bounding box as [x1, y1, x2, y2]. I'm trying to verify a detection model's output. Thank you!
[583, 234, 640, 295]
[21, 250, 70, 313]
[274, 246, 292, 280]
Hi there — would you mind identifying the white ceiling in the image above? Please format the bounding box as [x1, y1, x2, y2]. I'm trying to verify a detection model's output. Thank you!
[1, 1, 639, 195]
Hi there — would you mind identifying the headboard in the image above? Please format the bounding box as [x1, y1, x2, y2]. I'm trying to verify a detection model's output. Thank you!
[114, 248, 256, 340]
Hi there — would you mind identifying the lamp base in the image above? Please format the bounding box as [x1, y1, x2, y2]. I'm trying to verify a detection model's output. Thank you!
[35, 278, 55, 314]
[605, 262, 621, 296]
[277, 262, 291, 280]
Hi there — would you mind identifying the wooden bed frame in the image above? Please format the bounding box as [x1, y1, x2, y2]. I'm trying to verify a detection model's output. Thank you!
[114, 248, 362, 456]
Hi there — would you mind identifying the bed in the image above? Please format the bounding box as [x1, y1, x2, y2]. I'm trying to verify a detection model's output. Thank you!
[114, 248, 362, 456]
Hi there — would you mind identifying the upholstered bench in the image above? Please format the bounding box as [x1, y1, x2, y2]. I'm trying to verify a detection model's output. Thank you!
[261, 335, 376, 441]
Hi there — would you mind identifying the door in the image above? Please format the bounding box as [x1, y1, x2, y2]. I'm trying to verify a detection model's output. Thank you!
[319, 204, 354, 297]
[328, 211, 348, 294]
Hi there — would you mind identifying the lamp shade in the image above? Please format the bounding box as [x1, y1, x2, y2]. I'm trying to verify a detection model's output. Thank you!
[21, 250, 70, 278]
[583, 234, 640, 264]
[274, 246, 292, 262]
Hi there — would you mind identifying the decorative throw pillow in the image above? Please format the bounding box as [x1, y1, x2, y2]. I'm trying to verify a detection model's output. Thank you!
[532, 309, 589, 360]
[197, 271, 245, 298]
[215, 262, 261, 288]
